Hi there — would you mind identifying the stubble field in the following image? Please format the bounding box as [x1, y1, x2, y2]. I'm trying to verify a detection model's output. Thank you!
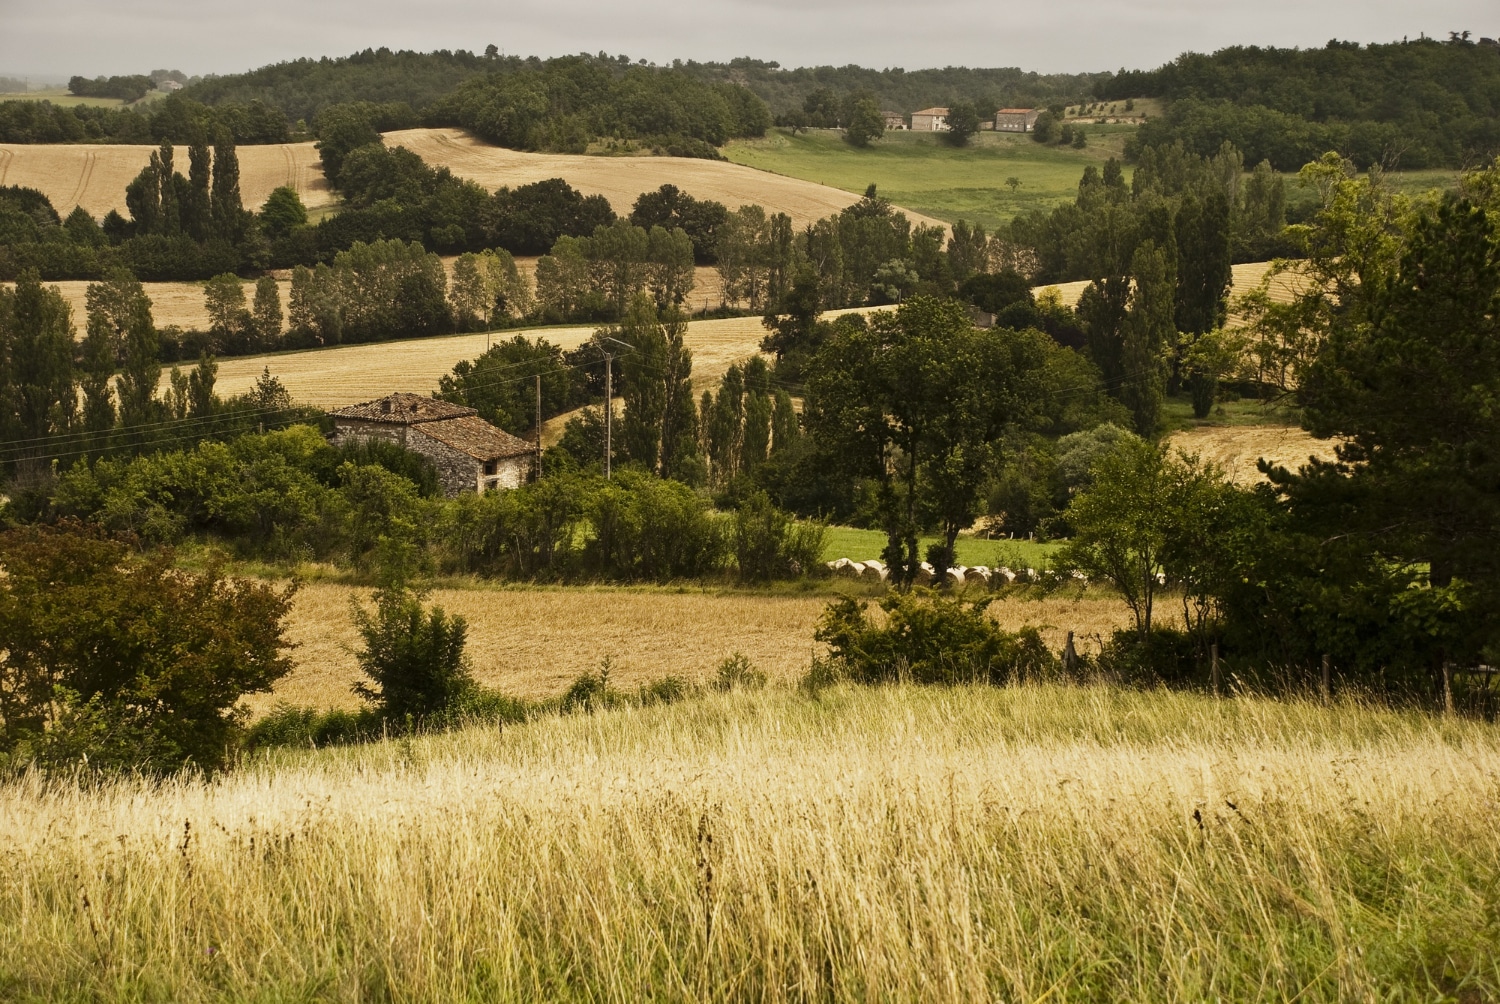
[256, 580, 1132, 713]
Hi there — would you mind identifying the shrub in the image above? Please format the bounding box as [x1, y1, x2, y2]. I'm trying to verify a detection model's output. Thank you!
[712, 652, 767, 692]
[0, 522, 296, 772]
[561, 659, 626, 713]
[638, 676, 693, 706]
[246, 704, 377, 749]
[815, 590, 1057, 686]
[1091, 628, 1201, 688]
[351, 584, 474, 720]
[733, 490, 827, 581]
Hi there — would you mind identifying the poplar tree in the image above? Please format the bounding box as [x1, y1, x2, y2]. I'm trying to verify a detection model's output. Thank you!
[252, 276, 283, 349]
[2, 271, 76, 444]
[211, 133, 245, 244]
[108, 276, 161, 428]
[156, 142, 180, 236]
[184, 142, 212, 241]
[1120, 240, 1174, 436]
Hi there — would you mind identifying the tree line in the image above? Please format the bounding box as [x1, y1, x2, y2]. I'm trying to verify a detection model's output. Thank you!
[0, 93, 291, 146]
[1100, 36, 1500, 170]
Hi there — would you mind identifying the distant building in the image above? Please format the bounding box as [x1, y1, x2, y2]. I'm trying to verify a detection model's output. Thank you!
[882, 111, 907, 131]
[329, 393, 536, 497]
[156, 79, 183, 92]
[994, 108, 1042, 133]
[910, 107, 950, 132]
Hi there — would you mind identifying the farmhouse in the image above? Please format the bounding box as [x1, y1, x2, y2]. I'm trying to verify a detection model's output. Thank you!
[910, 107, 949, 132]
[994, 108, 1042, 133]
[329, 393, 536, 497]
[882, 111, 907, 131]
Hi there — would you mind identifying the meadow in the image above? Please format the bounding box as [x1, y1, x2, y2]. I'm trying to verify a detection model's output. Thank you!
[2, 683, 1495, 1001]
[723, 126, 1142, 229]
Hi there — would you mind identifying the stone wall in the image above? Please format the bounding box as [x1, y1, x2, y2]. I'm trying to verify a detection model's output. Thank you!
[333, 419, 482, 498]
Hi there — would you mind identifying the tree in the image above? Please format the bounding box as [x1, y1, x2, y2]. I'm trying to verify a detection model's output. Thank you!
[352, 581, 473, 721]
[0, 522, 296, 771]
[204, 273, 251, 352]
[438, 335, 570, 434]
[252, 275, 283, 348]
[946, 101, 980, 146]
[946, 220, 990, 281]
[1119, 240, 1174, 435]
[617, 296, 698, 480]
[844, 96, 885, 148]
[258, 185, 307, 240]
[0, 270, 76, 447]
[1174, 189, 1233, 416]
[188, 353, 218, 418]
[210, 133, 245, 244]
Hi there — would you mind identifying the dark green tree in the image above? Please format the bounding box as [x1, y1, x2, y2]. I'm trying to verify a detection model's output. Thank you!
[211, 133, 245, 244]
[1, 270, 75, 446]
[1120, 240, 1174, 435]
[945, 101, 980, 146]
[183, 141, 212, 241]
[844, 96, 885, 148]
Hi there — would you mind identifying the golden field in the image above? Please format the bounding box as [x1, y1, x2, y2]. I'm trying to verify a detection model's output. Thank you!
[1036, 259, 1305, 312]
[2, 684, 1495, 1000]
[0, 140, 333, 219]
[1166, 423, 1334, 486]
[385, 127, 949, 232]
[257, 581, 1133, 713]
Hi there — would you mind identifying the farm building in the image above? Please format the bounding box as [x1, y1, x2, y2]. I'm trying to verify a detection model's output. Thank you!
[910, 107, 950, 132]
[329, 393, 536, 497]
[994, 108, 1042, 133]
[882, 111, 907, 130]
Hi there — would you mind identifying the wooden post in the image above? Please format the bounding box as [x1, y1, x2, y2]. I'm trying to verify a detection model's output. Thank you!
[603, 351, 612, 480]
[534, 373, 543, 481]
[1320, 653, 1331, 705]
[1211, 642, 1220, 698]
[1442, 662, 1455, 715]
[1064, 631, 1077, 676]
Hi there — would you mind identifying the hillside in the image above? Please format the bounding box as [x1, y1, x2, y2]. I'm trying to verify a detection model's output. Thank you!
[0, 140, 332, 219]
[385, 127, 949, 230]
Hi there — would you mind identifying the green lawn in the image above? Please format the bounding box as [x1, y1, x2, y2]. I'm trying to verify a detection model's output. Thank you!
[724, 127, 1137, 229]
[821, 525, 1059, 569]
[1161, 392, 1302, 433]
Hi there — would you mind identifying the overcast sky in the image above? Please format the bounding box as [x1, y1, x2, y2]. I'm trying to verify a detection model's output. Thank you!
[1, 0, 1495, 81]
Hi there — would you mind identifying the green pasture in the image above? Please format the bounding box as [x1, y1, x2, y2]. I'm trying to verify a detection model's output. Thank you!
[724, 126, 1137, 229]
[821, 525, 1059, 569]
[0, 87, 164, 109]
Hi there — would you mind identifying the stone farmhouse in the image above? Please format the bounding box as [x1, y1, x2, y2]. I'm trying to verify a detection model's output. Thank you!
[910, 107, 949, 132]
[994, 108, 1042, 133]
[882, 111, 907, 131]
[330, 393, 536, 497]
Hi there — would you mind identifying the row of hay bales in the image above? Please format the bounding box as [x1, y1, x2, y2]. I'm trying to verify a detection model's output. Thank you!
[824, 558, 1045, 588]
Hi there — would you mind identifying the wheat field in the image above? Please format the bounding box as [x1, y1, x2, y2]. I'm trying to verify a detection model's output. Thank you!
[2, 683, 1495, 1000]
[1166, 424, 1334, 486]
[0, 141, 334, 219]
[257, 581, 1133, 713]
[1036, 260, 1305, 311]
[386, 127, 949, 232]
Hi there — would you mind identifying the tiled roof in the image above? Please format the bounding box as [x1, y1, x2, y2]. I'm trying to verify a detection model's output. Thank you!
[913, 107, 949, 116]
[415, 415, 536, 462]
[329, 393, 476, 424]
[996, 108, 1036, 115]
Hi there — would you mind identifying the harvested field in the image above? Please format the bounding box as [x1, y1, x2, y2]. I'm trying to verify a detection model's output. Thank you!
[385, 127, 949, 232]
[0, 141, 333, 219]
[256, 581, 1133, 713]
[194, 306, 877, 410]
[1037, 260, 1305, 314]
[1166, 423, 1335, 485]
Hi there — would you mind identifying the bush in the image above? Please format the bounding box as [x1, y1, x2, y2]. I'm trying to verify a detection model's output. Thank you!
[712, 652, 766, 692]
[815, 590, 1057, 686]
[1090, 628, 1202, 688]
[0, 522, 297, 772]
[351, 584, 474, 720]
[732, 490, 826, 581]
[561, 659, 627, 713]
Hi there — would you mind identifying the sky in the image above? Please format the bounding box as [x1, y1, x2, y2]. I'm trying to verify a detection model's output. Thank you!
[0, 0, 1495, 81]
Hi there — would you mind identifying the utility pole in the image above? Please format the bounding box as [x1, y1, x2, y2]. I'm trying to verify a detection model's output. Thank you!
[603, 351, 612, 479]
[533, 373, 542, 481]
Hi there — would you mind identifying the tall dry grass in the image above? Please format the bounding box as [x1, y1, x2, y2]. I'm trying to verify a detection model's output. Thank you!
[1, 684, 1496, 1001]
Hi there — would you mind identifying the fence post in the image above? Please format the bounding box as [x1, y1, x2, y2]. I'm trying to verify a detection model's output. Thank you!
[1064, 631, 1077, 676]
[1211, 643, 1220, 698]
[1320, 653, 1331, 705]
[1442, 662, 1455, 716]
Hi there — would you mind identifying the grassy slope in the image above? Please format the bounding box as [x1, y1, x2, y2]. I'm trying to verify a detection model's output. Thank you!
[3, 684, 1495, 1000]
[724, 126, 1138, 230]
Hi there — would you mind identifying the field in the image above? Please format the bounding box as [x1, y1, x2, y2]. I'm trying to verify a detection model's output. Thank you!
[258, 580, 1130, 713]
[0, 86, 155, 109]
[0, 139, 333, 218]
[385, 127, 949, 231]
[1166, 423, 1333, 485]
[723, 126, 1141, 229]
[820, 526, 1058, 569]
[3, 683, 1496, 1000]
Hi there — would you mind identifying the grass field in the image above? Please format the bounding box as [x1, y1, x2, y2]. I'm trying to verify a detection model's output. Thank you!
[3, 683, 1496, 1000]
[386, 127, 948, 232]
[0, 139, 333, 218]
[821, 525, 1058, 569]
[0, 86, 151, 109]
[723, 126, 1140, 229]
[256, 580, 1129, 713]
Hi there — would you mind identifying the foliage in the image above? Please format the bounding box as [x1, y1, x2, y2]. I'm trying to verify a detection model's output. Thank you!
[437, 334, 571, 435]
[0, 522, 295, 772]
[0, 93, 290, 146]
[351, 582, 474, 720]
[815, 590, 1056, 685]
[1102, 38, 1500, 170]
[843, 95, 885, 148]
[630, 184, 729, 264]
[711, 652, 766, 691]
